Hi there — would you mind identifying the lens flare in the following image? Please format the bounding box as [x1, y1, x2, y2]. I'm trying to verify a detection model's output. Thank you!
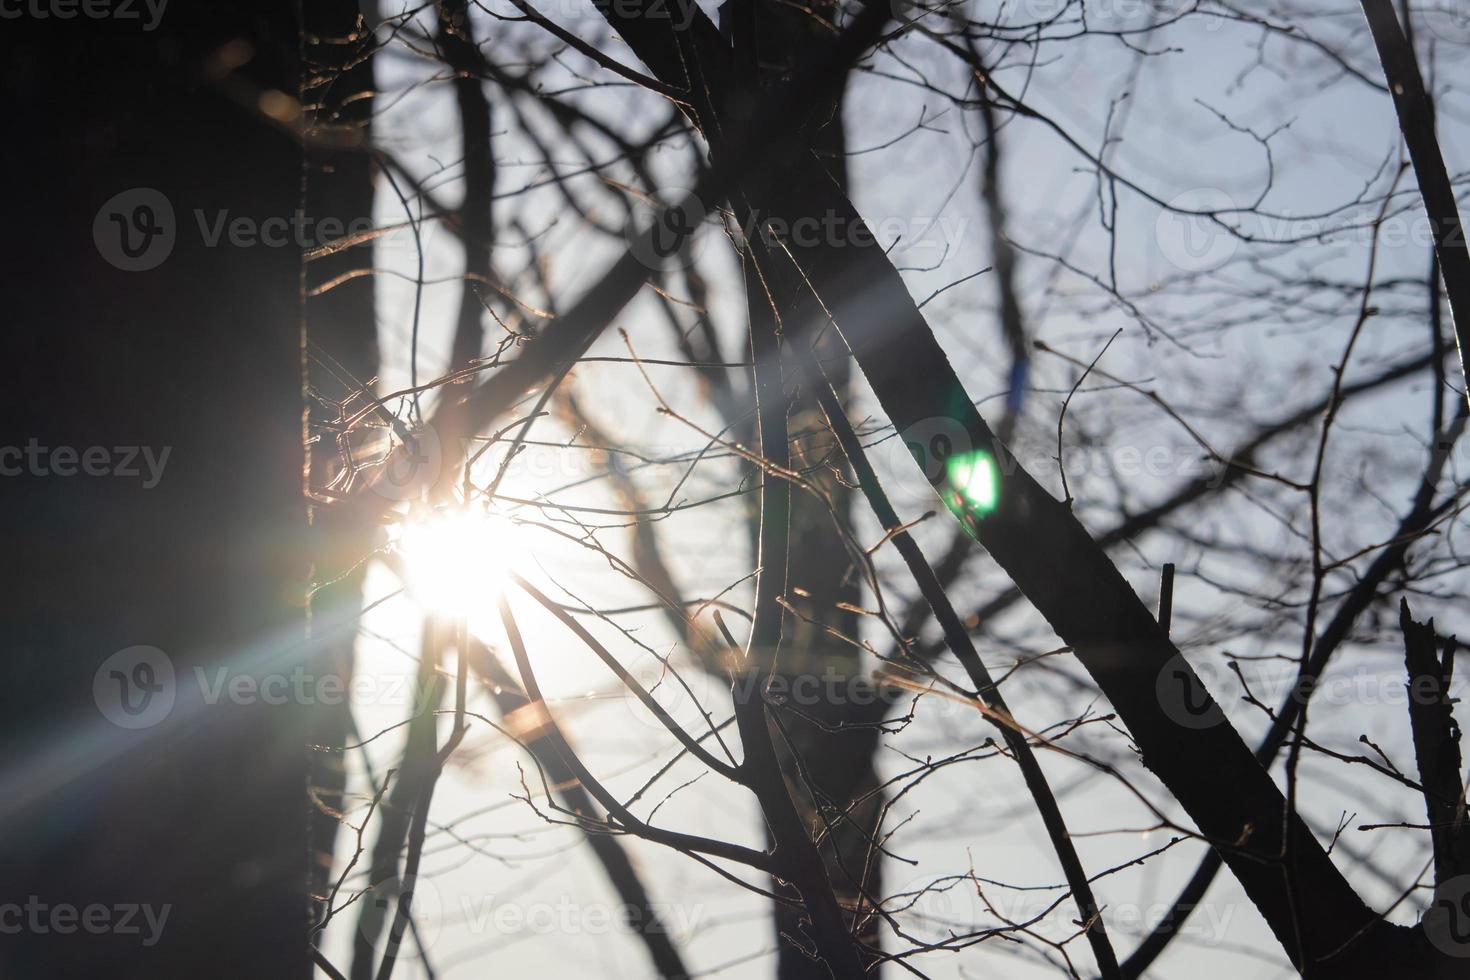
[945, 450, 998, 514]
[397, 508, 512, 616]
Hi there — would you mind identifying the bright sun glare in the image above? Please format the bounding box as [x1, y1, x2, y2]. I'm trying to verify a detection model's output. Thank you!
[397, 508, 512, 617]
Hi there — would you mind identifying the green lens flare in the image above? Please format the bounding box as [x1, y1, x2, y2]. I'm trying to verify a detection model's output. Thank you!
[945, 450, 998, 513]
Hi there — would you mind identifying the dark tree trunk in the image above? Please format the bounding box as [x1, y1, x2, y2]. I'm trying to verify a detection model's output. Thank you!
[1, 6, 309, 978]
[437, 0, 495, 374]
[721, 1, 884, 973]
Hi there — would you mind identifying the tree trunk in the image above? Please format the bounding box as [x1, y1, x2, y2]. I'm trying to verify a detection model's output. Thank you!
[720, 1, 884, 972]
[1, 7, 309, 977]
[302, 0, 379, 924]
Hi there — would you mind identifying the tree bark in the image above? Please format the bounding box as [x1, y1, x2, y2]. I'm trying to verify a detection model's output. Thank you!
[1, 5, 309, 977]
[302, 0, 380, 926]
[720, 0, 885, 972]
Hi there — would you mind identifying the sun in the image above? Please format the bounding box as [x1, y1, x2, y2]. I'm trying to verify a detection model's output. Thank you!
[395, 507, 514, 618]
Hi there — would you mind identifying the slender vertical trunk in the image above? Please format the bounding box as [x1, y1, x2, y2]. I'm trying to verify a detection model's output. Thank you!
[438, 0, 495, 374]
[721, 2, 883, 971]
[302, 0, 379, 925]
